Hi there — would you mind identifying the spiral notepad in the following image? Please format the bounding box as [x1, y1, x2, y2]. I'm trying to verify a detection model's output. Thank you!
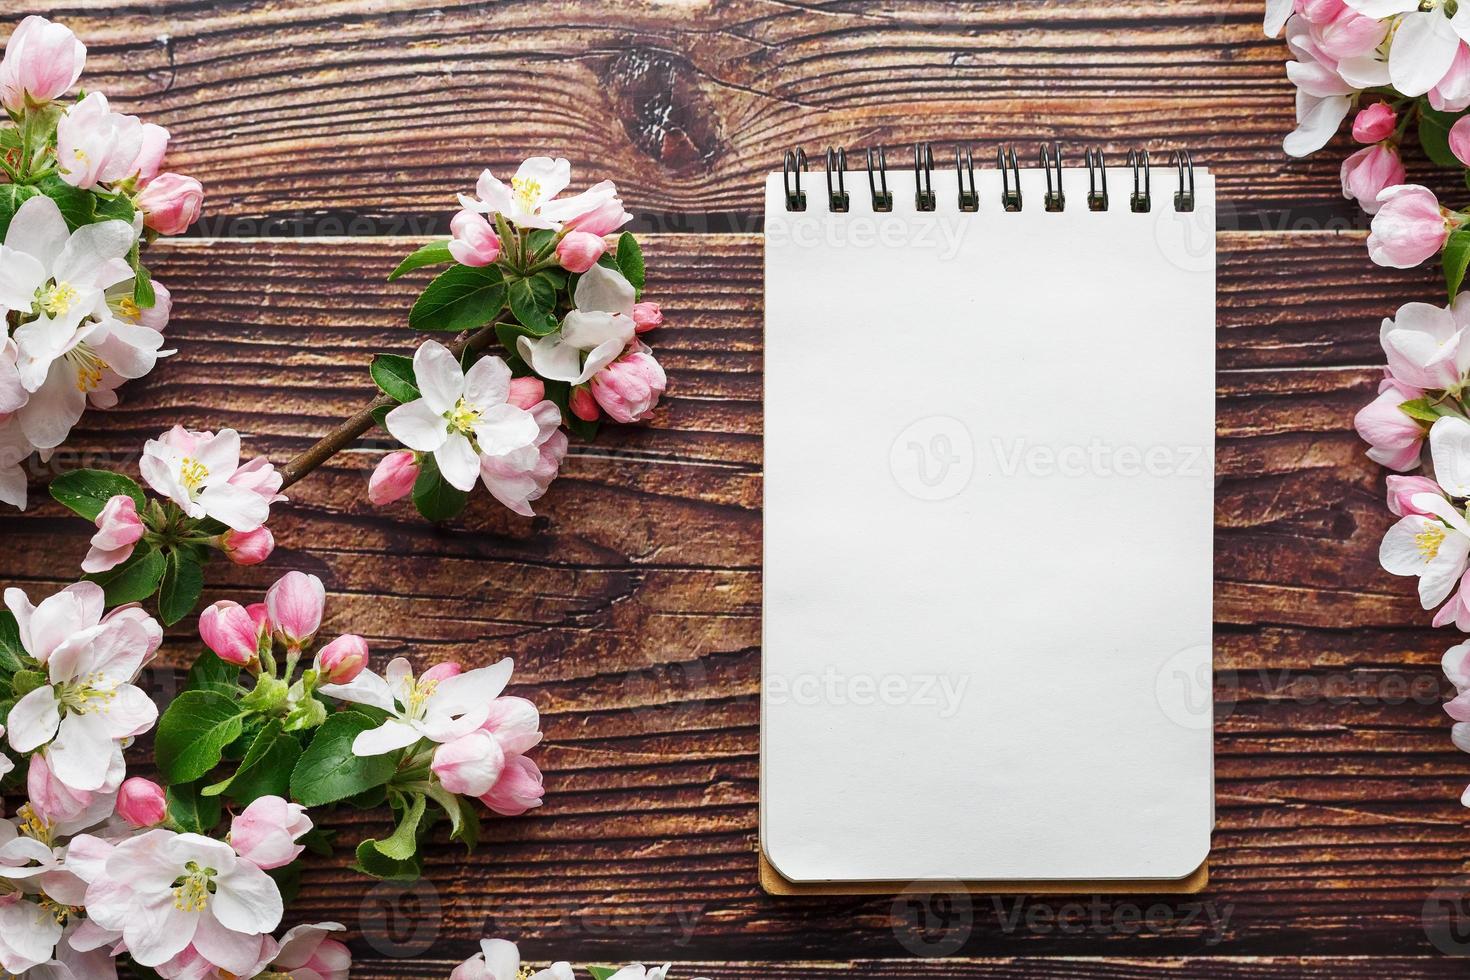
[760, 145, 1217, 892]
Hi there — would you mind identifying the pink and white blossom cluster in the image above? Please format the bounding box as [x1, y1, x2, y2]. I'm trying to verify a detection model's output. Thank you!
[0, 16, 203, 511]
[450, 938, 706, 980]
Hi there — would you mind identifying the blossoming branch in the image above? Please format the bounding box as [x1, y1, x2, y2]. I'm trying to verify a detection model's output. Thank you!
[0, 15, 203, 511]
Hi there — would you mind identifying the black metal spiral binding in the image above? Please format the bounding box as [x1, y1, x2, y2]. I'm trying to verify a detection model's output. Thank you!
[1041, 142, 1065, 212]
[783, 148, 807, 211]
[779, 144, 1195, 213]
[825, 146, 849, 212]
[1085, 148, 1109, 211]
[1172, 149, 1195, 213]
[913, 142, 936, 212]
[1128, 148, 1151, 213]
[866, 146, 893, 212]
[956, 146, 978, 212]
[998, 145, 1022, 212]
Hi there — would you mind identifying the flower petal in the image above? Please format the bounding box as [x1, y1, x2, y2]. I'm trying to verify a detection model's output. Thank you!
[412, 340, 465, 415]
[7, 686, 61, 754]
[435, 432, 481, 492]
[350, 719, 423, 756]
[1391, 10, 1462, 97]
[385, 399, 447, 453]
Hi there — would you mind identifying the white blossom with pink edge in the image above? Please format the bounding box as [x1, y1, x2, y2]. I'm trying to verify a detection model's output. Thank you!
[319, 656, 514, 756]
[517, 263, 638, 386]
[457, 157, 618, 231]
[139, 425, 285, 532]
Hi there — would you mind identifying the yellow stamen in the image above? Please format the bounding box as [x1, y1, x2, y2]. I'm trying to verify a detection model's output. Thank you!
[17, 804, 51, 846]
[117, 297, 141, 319]
[172, 861, 215, 913]
[65, 345, 109, 393]
[406, 676, 439, 717]
[511, 175, 543, 211]
[446, 397, 482, 435]
[41, 282, 79, 317]
[1417, 522, 1447, 561]
[57, 671, 118, 714]
[180, 457, 209, 493]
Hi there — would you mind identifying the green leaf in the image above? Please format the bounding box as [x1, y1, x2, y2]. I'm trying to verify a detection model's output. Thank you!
[184, 651, 242, 696]
[370, 353, 420, 403]
[203, 719, 300, 804]
[352, 836, 423, 881]
[132, 264, 156, 309]
[373, 793, 427, 861]
[49, 469, 145, 520]
[426, 782, 479, 851]
[508, 274, 559, 335]
[1447, 228, 1470, 302]
[158, 551, 204, 626]
[289, 710, 398, 807]
[93, 192, 136, 225]
[588, 968, 619, 980]
[35, 174, 94, 230]
[544, 379, 600, 442]
[525, 228, 557, 258]
[411, 454, 469, 523]
[388, 240, 454, 281]
[1421, 102, 1470, 169]
[86, 546, 165, 606]
[0, 184, 39, 238]
[10, 669, 45, 698]
[408, 265, 506, 333]
[166, 782, 222, 835]
[1398, 397, 1446, 424]
[616, 233, 645, 291]
[155, 690, 246, 784]
[0, 612, 24, 675]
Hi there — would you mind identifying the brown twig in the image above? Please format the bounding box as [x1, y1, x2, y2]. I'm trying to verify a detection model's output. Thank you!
[278, 321, 505, 490]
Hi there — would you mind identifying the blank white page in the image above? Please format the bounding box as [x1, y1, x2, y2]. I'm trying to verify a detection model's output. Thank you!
[761, 163, 1216, 883]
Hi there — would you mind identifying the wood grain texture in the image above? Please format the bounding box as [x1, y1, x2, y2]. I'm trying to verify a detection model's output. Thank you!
[3, 234, 1470, 976]
[11, 0, 1456, 231]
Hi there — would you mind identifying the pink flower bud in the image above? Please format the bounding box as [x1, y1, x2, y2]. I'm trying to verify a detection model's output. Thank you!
[316, 633, 368, 684]
[81, 494, 145, 574]
[422, 661, 463, 683]
[1368, 185, 1454, 270]
[449, 209, 501, 267]
[266, 571, 326, 649]
[246, 601, 271, 636]
[0, 16, 86, 111]
[1354, 380, 1425, 472]
[506, 376, 545, 410]
[199, 600, 263, 666]
[137, 172, 204, 235]
[631, 301, 663, 333]
[1352, 103, 1396, 144]
[481, 696, 543, 755]
[1386, 475, 1443, 517]
[1452, 117, 1470, 170]
[116, 777, 167, 828]
[230, 795, 312, 870]
[56, 92, 143, 190]
[1340, 145, 1405, 216]
[221, 525, 274, 566]
[130, 123, 170, 182]
[589, 346, 667, 424]
[479, 754, 545, 816]
[368, 450, 419, 505]
[565, 196, 632, 237]
[136, 280, 171, 332]
[569, 384, 600, 422]
[556, 231, 606, 273]
[431, 730, 506, 797]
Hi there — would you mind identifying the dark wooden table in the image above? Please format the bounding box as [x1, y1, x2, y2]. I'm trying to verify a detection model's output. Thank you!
[4, 2, 1469, 976]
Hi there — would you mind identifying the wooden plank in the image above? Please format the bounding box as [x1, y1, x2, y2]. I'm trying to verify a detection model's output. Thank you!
[344, 958, 1470, 978]
[32, 1, 1448, 228]
[3, 233, 1468, 967]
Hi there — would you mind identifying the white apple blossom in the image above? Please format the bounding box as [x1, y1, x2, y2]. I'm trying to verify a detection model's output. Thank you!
[457, 156, 616, 231]
[1345, 0, 1470, 95]
[82, 829, 283, 972]
[384, 342, 542, 493]
[1380, 418, 1470, 608]
[0, 195, 137, 449]
[5, 601, 158, 792]
[319, 656, 514, 757]
[450, 939, 573, 980]
[139, 425, 279, 532]
[518, 263, 637, 385]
